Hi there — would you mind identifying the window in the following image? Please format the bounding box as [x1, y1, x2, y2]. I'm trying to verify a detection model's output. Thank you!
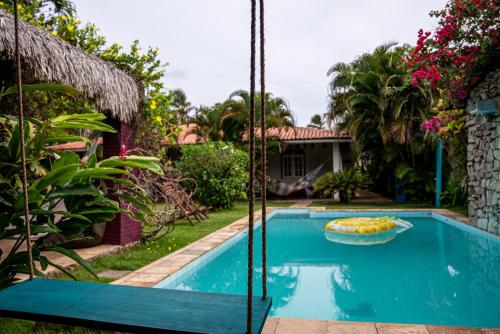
[283, 155, 292, 177]
[282, 153, 304, 178]
[294, 155, 303, 176]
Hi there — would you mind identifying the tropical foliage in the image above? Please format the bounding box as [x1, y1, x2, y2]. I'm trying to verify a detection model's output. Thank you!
[313, 169, 364, 203]
[176, 142, 248, 209]
[170, 89, 194, 124]
[0, 0, 177, 156]
[307, 114, 326, 129]
[0, 99, 161, 289]
[327, 43, 435, 200]
[190, 90, 295, 144]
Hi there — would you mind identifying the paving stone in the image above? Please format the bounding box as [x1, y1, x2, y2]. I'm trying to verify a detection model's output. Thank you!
[97, 269, 132, 280]
[426, 326, 482, 334]
[262, 317, 279, 334]
[275, 318, 327, 334]
[376, 323, 430, 334]
[326, 320, 377, 334]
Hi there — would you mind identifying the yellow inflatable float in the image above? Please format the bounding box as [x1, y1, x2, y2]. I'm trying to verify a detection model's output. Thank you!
[324, 217, 413, 245]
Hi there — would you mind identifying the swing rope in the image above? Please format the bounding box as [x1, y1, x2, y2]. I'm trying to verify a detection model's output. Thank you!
[246, 0, 257, 332]
[13, 0, 34, 280]
[259, 0, 267, 301]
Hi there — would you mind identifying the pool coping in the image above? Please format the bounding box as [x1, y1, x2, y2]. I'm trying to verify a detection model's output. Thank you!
[112, 208, 499, 332]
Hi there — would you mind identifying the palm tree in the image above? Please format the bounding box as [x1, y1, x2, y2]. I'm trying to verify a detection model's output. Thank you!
[170, 89, 194, 124]
[220, 90, 295, 143]
[191, 104, 224, 141]
[326, 43, 434, 198]
[307, 114, 325, 129]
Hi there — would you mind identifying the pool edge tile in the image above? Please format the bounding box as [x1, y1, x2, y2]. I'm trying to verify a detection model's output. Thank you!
[112, 208, 273, 288]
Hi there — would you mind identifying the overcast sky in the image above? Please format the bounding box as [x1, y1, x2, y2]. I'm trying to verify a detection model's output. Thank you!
[73, 0, 446, 126]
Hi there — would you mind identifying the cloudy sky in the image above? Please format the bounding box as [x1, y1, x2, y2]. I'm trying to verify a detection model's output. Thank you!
[73, 0, 446, 126]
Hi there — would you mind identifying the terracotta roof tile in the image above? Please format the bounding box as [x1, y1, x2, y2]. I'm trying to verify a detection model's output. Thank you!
[255, 126, 349, 141]
[47, 137, 103, 151]
[175, 124, 206, 145]
[176, 124, 349, 144]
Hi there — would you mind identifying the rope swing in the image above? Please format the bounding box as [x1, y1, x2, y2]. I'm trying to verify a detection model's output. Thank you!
[13, 0, 35, 280]
[259, 0, 268, 302]
[247, 0, 267, 332]
[246, 0, 257, 332]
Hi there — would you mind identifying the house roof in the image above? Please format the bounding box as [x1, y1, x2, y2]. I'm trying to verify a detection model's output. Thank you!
[176, 124, 206, 145]
[176, 124, 350, 145]
[47, 138, 103, 151]
[0, 10, 140, 122]
[49, 126, 349, 150]
[255, 127, 349, 141]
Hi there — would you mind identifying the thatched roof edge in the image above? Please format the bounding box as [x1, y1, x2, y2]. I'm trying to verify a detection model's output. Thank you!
[0, 9, 140, 122]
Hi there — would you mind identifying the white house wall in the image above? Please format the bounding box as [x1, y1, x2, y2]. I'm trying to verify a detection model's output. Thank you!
[267, 142, 352, 181]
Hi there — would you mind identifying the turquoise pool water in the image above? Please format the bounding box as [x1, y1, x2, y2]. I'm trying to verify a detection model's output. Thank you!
[157, 210, 500, 327]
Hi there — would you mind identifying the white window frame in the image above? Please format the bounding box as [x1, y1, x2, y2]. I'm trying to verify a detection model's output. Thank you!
[282, 153, 304, 179]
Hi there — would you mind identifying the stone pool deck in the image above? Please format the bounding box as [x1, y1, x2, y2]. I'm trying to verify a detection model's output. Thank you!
[262, 318, 500, 333]
[112, 207, 499, 333]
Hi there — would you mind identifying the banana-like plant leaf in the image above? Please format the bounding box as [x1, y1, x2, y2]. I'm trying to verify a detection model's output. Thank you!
[52, 121, 116, 133]
[73, 167, 127, 180]
[1, 83, 79, 98]
[51, 152, 81, 171]
[14, 188, 43, 210]
[51, 113, 107, 123]
[98, 156, 163, 175]
[8, 122, 30, 160]
[46, 135, 91, 144]
[31, 164, 79, 191]
[46, 246, 97, 279]
[47, 184, 101, 199]
[116, 193, 151, 214]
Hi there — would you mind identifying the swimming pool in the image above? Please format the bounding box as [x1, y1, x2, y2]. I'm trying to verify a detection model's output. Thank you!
[157, 209, 500, 327]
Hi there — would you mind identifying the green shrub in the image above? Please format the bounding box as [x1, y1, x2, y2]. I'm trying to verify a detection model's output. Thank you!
[442, 179, 468, 208]
[313, 172, 335, 199]
[176, 142, 248, 209]
[314, 168, 364, 203]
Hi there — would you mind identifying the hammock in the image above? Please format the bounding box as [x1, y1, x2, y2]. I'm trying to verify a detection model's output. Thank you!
[267, 164, 323, 196]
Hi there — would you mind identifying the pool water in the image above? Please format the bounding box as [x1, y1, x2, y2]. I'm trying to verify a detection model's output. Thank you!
[157, 210, 500, 327]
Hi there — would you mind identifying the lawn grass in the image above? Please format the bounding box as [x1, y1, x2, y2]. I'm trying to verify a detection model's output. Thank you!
[0, 200, 291, 334]
[311, 201, 468, 216]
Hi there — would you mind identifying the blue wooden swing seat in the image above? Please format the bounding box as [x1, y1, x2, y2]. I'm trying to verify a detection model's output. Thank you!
[0, 278, 272, 334]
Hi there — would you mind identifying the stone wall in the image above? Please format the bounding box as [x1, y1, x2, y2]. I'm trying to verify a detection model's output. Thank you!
[467, 68, 500, 235]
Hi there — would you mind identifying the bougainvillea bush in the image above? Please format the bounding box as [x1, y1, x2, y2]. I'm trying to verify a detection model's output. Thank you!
[404, 0, 499, 103]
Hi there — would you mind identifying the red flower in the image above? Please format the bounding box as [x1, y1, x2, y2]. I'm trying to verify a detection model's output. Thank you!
[119, 145, 127, 159]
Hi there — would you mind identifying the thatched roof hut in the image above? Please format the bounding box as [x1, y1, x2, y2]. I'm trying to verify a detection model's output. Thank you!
[0, 9, 140, 122]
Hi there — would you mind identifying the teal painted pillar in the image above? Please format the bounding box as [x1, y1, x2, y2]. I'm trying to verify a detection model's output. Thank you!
[435, 138, 443, 208]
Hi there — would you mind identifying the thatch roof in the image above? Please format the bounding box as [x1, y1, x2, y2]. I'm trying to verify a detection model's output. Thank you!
[0, 9, 140, 122]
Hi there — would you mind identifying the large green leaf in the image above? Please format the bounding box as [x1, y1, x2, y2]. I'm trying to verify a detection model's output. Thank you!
[47, 184, 101, 199]
[51, 113, 107, 123]
[46, 135, 91, 144]
[98, 156, 163, 175]
[72, 167, 126, 180]
[31, 164, 79, 191]
[1, 83, 79, 98]
[52, 120, 116, 133]
[51, 152, 81, 171]
[7, 122, 30, 160]
[14, 188, 43, 210]
[45, 246, 96, 281]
